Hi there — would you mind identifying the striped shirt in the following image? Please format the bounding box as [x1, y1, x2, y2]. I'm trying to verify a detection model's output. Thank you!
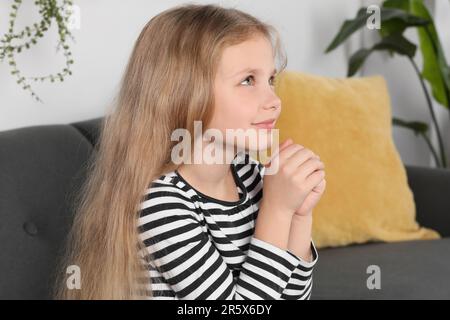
[137, 151, 318, 300]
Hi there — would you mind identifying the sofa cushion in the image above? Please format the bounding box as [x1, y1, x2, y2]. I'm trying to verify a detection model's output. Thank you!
[70, 117, 103, 149]
[270, 71, 440, 248]
[312, 238, 450, 299]
[0, 124, 94, 299]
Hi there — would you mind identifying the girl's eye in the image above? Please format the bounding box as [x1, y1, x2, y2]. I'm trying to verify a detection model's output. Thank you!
[269, 76, 275, 86]
[241, 75, 255, 86]
[240, 75, 276, 86]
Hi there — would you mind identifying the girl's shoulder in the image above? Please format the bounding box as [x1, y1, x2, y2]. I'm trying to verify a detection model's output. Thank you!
[142, 171, 192, 203]
[138, 172, 198, 222]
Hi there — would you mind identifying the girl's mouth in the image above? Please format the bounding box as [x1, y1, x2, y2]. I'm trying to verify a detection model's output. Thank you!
[252, 119, 276, 130]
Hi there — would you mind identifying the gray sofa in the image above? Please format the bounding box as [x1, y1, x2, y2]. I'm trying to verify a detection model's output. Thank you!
[1, 117, 449, 299]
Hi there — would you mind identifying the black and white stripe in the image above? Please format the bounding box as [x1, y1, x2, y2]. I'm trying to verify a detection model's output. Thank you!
[137, 151, 318, 299]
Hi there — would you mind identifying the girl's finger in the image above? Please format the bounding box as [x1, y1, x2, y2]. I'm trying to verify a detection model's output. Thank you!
[265, 138, 293, 167]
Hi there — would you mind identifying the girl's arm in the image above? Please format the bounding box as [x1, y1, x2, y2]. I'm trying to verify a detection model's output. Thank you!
[253, 200, 293, 252]
[255, 201, 314, 263]
[287, 214, 314, 262]
[253, 201, 318, 300]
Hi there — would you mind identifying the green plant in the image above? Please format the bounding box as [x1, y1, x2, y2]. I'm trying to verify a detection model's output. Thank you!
[325, 0, 450, 168]
[0, 0, 75, 103]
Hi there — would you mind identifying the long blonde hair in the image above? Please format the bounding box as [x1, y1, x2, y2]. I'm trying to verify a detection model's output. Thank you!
[53, 3, 287, 299]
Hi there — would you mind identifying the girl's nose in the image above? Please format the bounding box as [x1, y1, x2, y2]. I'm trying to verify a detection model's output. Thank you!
[263, 93, 281, 110]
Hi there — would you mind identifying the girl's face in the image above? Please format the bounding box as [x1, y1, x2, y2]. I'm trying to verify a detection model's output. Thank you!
[208, 35, 282, 155]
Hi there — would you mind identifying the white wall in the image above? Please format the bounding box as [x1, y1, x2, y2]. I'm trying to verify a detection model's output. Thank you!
[0, 0, 448, 167]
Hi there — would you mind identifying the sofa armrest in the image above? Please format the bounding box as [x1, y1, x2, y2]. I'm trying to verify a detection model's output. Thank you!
[70, 117, 104, 149]
[405, 164, 450, 238]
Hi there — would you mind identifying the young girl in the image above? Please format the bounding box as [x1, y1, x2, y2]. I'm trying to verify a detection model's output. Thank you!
[54, 3, 326, 300]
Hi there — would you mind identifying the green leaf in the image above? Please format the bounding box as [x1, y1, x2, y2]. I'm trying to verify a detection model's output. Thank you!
[392, 117, 428, 135]
[326, 7, 429, 53]
[380, 6, 428, 25]
[393, 116, 442, 167]
[373, 33, 417, 56]
[325, 8, 369, 53]
[348, 33, 417, 76]
[348, 49, 372, 77]
[409, 0, 450, 108]
[380, 0, 411, 36]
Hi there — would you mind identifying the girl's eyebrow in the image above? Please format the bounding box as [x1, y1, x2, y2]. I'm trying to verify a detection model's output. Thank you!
[229, 67, 277, 79]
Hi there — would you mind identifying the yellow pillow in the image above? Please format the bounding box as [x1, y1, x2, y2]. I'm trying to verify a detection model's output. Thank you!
[267, 71, 440, 248]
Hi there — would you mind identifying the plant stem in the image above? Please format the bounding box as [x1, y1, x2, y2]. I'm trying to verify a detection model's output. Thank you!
[408, 56, 448, 168]
[422, 26, 450, 166]
[420, 132, 442, 167]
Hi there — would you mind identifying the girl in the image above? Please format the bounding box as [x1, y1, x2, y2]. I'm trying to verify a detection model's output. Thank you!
[54, 3, 326, 300]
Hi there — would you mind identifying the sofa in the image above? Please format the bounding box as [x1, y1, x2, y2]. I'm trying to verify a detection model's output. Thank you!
[0, 116, 449, 299]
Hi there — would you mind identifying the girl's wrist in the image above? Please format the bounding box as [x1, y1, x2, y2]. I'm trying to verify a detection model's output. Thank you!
[259, 200, 296, 221]
[291, 213, 313, 225]
[287, 214, 313, 262]
[293, 210, 313, 220]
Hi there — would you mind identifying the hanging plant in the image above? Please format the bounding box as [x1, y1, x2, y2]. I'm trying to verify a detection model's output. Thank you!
[0, 0, 75, 103]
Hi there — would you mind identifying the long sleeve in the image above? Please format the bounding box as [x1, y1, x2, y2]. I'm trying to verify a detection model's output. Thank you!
[244, 237, 318, 300]
[138, 197, 318, 300]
